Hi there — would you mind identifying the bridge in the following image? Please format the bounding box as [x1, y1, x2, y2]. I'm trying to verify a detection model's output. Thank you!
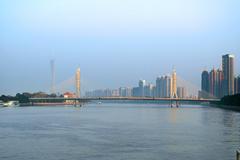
[29, 97, 220, 107]
[41, 67, 220, 107]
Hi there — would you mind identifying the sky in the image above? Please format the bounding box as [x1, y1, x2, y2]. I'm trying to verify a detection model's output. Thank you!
[0, 0, 240, 95]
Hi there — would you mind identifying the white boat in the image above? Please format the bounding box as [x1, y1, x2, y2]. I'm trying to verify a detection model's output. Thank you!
[0, 100, 3, 107]
[3, 101, 19, 107]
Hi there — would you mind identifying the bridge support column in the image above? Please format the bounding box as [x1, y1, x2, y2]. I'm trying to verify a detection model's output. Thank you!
[176, 101, 180, 108]
[77, 100, 82, 107]
[73, 99, 82, 107]
[170, 100, 180, 108]
[74, 99, 77, 107]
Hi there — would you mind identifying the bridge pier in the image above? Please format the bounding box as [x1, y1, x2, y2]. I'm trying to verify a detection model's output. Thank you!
[176, 101, 180, 108]
[74, 99, 77, 107]
[73, 99, 83, 107]
[170, 100, 180, 108]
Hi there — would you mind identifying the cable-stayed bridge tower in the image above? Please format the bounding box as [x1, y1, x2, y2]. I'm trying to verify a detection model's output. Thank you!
[172, 69, 177, 98]
[76, 68, 81, 98]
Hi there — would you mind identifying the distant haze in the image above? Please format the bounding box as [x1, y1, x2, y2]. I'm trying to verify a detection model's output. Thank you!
[0, 0, 239, 95]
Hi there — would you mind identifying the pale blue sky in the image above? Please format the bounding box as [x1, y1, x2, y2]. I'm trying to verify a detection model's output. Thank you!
[0, 0, 239, 95]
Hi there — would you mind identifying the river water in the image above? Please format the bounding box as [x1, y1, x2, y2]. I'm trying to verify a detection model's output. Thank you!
[0, 103, 240, 160]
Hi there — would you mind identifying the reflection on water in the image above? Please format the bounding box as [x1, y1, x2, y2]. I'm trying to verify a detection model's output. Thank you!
[0, 103, 239, 160]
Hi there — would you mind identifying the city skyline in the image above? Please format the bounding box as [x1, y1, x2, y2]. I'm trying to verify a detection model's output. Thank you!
[200, 54, 239, 99]
[48, 53, 239, 98]
[0, 54, 239, 96]
[1, 0, 240, 95]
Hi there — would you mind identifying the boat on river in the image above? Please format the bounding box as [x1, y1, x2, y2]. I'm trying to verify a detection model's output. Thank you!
[0, 100, 3, 107]
[3, 101, 19, 107]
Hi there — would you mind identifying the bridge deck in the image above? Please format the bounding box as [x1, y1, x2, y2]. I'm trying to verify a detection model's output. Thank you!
[29, 97, 220, 103]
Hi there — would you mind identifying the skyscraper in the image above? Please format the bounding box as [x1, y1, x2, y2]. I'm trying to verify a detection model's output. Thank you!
[172, 69, 177, 98]
[144, 83, 154, 97]
[125, 87, 133, 97]
[156, 77, 162, 98]
[201, 70, 209, 98]
[209, 68, 224, 98]
[209, 69, 217, 97]
[216, 69, 223, 98]
[222, 54, 235, 96]
[235, 76, 240, 94]
[156, 75, 172, 98]
[177, 87, 187, 98]
[119, 87, 132, 97]
[132, 87, 140, 97]
[163, 75, 172, 98]
[139, 80, 146, 97]
[75, 68, 81, 98]
[238, 76, 240, 94]
[119, 87, 126, 97]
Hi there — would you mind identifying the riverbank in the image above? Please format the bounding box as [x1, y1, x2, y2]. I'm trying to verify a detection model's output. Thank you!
[19, 102, 85, 107]
[210, 104, 240, 112]
[210, 94, 240, 112]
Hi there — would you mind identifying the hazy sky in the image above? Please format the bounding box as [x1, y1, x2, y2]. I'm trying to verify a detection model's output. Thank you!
[0, 0, 240, 95]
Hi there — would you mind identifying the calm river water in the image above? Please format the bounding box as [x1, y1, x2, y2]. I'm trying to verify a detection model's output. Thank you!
[0, 103, 240, 160]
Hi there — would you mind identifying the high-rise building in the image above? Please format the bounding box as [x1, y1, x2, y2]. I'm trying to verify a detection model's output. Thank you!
[125, 87, 132, 97]
[201, 70, 209, 98]
[163, 75, 172, 98]
[144, 83, 155, 97]
[238, 76, 240, 94]
[209, 69, 217, 97]
[209, 68, 223, 98]
[132, 87, 140, 97]
[234, 76, 240, 94]
[201, 68, 223, 98]
[111, 89, 119, 97]
[177, 87, 187, 98]
[139, 80, 146, 97]
[75, 68, 81, 98]
[156, 75, 172, 98]
[119, 87, 126, 97]
[156, 77, 162, 98]
[104, 89, 112, 97]
[172, 69, 177, 98]
[222, 54, 235, 96]
[86, 88, 124, 97]
[152, 86, 156, 97]
[234, 77, 238, 94]
[216, 69, 223, 98]
[119, 87, 132, 97]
